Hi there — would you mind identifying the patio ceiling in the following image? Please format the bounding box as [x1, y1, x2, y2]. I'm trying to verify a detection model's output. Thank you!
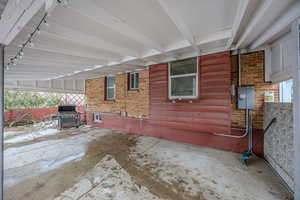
[0, 0, 7, 20]
[0, 0, 298, 81]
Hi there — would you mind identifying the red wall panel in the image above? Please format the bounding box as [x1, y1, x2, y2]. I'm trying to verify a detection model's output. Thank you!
[148, 52, 232, 135]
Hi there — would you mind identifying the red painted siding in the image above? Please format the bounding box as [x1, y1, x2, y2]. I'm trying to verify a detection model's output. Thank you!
[149, 52, 232, 135]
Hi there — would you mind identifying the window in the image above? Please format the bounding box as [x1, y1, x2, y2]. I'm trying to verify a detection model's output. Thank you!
[106, 76, 116, 100]
[280, 79, 293, 103]
[129, 72, 139, 90]
[93, 112, 102, 123]
[169, 57, 198, 99]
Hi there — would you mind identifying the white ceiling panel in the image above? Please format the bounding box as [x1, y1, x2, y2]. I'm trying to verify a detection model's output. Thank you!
[0, 0, 297, 85]
[96, 0, 184, 48]
[158, 0, 239, 41]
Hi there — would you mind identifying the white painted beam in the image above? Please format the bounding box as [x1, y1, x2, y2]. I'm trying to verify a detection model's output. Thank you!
[5, 74, 57, 79]
[5, 57, 99, 69]
[7, 64, 80, 73]
[10, 42, 111, 62]
[227, 0, 251, 49]
[14, 26, 122, 60]
[236, 0, 274, 48]
[31, 21, 140, 57]
[165, 29, 231, 52]
[250, 1, 300, 49]
[64, 32, 231, 80]
[0, 0, 46, 45]
[10, 62, 84, 70]
[7, 45, 108, 66]
[5, 47, 107, 66]
[5, 71, 63, 75]
[67, 0, 164, 52]
[156, 0, 199, 54]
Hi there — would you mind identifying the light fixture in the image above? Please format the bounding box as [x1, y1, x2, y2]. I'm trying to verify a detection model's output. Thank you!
[28, 40, 34, 47]
[57, 0, 68, 6]
[44, 19, 49, 27]
[6, 12, 48, 70]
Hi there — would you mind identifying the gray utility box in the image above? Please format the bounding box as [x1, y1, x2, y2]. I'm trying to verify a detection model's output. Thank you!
[238, 87, 255, 110]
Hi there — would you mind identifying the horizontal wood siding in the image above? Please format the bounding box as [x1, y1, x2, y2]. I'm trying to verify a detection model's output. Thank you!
[149, 51, 232, 134]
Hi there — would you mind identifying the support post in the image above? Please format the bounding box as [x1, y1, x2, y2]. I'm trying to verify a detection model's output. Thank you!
[292, 19, 300, 199]
[0, 44, 4, 200]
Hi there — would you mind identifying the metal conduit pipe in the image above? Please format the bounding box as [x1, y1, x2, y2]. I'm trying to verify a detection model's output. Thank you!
[248, 110, 253, 152]
[213, 109, 250, 138]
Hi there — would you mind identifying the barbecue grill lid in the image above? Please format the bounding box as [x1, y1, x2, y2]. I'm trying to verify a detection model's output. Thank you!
[58, 105, 76, 112]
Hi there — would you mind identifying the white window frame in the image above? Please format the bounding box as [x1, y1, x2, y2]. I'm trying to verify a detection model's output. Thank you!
[279, 79, 293, 103]
[106, 76, 116, 100]
[168, 57, 199, 100]
[129, 72, 139, 90]
[93, 112, 102, 123]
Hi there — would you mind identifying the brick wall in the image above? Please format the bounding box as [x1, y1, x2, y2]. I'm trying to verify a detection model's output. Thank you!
[231, 51, 279, 129]
[85, 70, 149, 118]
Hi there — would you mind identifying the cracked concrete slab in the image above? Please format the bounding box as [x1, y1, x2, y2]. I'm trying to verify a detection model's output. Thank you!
[53, 155, 159, 200]
[4, 124, 292, 200]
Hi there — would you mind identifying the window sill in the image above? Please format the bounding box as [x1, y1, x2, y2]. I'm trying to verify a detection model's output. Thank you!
[168, 98, 199, 103]
[104, 99, 116, 103]
[128, 89, 139, 92]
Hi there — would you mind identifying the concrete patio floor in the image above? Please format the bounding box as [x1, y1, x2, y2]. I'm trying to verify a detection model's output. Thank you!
[4, 124, 292, 200]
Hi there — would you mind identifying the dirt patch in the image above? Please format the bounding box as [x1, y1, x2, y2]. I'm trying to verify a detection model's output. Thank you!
[5, 131, 204, 200]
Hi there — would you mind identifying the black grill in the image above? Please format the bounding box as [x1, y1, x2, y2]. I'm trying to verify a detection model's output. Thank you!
[57, 105, 80, 129]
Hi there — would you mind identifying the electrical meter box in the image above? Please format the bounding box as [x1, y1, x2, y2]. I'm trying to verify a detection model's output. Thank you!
[238, 87, 255, 110]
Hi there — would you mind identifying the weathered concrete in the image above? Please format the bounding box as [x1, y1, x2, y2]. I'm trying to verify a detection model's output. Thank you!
[4, 125, 292, 200]
[264, 102, 294, 190]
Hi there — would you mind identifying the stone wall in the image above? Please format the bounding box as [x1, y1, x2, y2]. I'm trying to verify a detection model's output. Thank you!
[85, 70, 149, 118]
[264, 102, 294, 190]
